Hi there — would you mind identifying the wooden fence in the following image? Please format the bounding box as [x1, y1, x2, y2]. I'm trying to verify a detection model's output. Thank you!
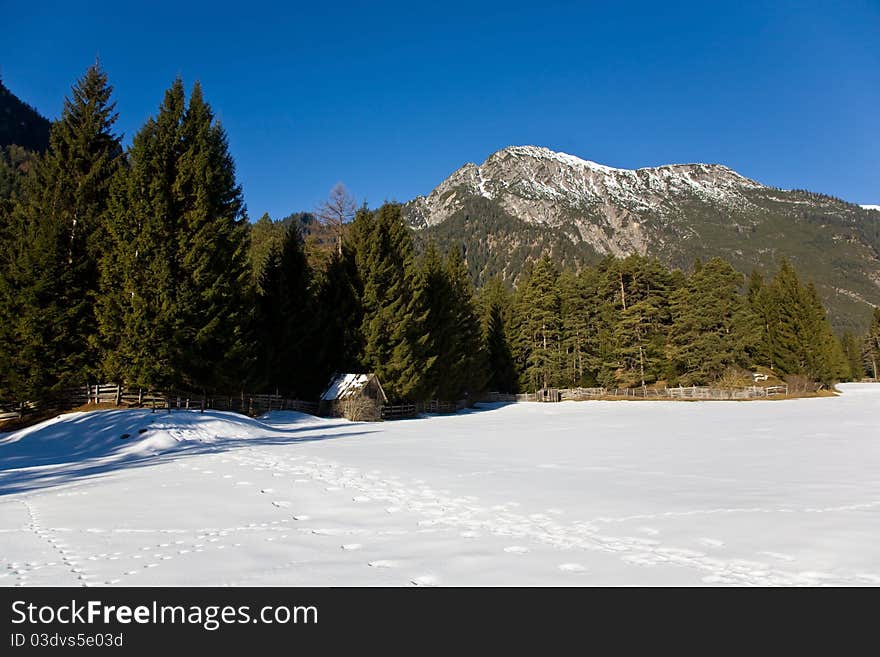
[1, 384, 467, 425]
[0, 384, 318, 423]
[380, 399, 468, 420]
[381, 403, 418, 420]
[502, 385, 790, 402]
[2, 380, 796, 426]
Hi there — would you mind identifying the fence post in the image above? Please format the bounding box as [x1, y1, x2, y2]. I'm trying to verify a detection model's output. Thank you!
[115, 384, 122, 407]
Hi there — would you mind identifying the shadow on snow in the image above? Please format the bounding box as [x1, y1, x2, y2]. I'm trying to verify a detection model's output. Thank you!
[0, 408, 378, 496]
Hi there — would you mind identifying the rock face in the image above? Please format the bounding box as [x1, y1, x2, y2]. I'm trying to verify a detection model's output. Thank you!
[403, 145, 880, 331]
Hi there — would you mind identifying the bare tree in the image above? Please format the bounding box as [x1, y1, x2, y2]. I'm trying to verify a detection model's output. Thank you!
[317, 182, 356, 256]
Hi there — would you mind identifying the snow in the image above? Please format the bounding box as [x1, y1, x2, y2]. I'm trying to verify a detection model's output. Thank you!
[498, 145, 628, 175]
[860, 204, 880, 212]
[1, 383, 879, 586]
[320, 373, 369, 401]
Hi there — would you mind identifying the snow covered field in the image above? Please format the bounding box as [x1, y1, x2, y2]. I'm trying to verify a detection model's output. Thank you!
[1, 383, 878, 587]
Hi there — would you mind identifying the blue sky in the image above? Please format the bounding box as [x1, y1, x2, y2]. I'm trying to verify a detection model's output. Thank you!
[3, 1, 878, 217]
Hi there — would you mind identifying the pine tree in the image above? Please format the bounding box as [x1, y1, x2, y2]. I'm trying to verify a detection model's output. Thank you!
[98, 79, 253, 393]
[599, 256, 672, 387]
[745, 269, 775, 369]
[414, 242, 450, 399]
[440, 247, 486, 400]
[669, 258, 751, 385]
[254, 223, 316, 396]
[6, 64, 121, 399]
[98, 79, 187, 389]
[839, 331, 864, 381]
[248, 213, 285, 290]
[479, 278, 517, 393]
[765, 260, 847, 383]
[356, 203, 430, 401]
[511, 256, 562, 391]
[174, 81, 253, 392]
[559, 267, 600, 387]
[313, 241, 364, 388]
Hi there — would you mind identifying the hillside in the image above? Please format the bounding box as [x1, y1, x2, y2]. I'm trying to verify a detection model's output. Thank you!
[404, 146, 880, 332]
[0, 79, 50, 152]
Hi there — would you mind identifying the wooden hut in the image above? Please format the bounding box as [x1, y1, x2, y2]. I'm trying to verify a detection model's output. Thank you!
[319, 373, 388, 421]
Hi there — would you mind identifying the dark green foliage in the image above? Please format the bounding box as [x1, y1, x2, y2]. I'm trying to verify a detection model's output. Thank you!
[416, 244, 487, 401]
[98, 79, 252, 392]
[479, 278, 518, 393]
[254, 224, 318, 397]
[558, 268, 599, 387]
[669, 258, 752, 385]
[3, 65, 122, 400]
[0, 79, 51, 152]
[839, 331, 864, 381]
[313, 242, 364, 387]
[248, 213, 285, 290]
[746, 259, 848, 384]
[355, 203, 430, 401]
[597, 256, 673, 388]
[98, 80, 187, 389]
[174, 82, 252, 391]
[511, 256, 563, 391]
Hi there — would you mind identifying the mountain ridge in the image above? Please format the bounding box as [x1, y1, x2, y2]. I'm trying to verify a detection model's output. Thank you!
[403, 145, 880, 332]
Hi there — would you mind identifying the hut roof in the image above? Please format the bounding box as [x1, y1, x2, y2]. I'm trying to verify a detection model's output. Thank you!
[320, 373, 387, 402]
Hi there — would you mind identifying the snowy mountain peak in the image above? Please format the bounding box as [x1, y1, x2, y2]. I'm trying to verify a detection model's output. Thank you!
[401, 145, 880, 331]
[404, 145, 767, 246]
[487, 145, 627, 174]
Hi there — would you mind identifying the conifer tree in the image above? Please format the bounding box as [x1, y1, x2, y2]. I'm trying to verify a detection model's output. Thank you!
[356, 203, 430, 401]
[254, 223, 316, 396]
[766, 260, 847, 383]
[479, 278, 517, 394]
[598, 256, 672, 387]
[745, 269, 775, 369]
[174, 82, 253, 391]
[248, 213, 284, 290]
[99, 79, 253, 393]
[314, 241, 364, 388]
[414, 242, 457, 400]
[98, 79, 187, 389]
[839, 331, 864, 381]
[440, 247, 486, 400]
[511, 256, 562, 391]
[559, 268, 600, 387]
[7, 64, 121, 399]
[669, 258, 751, 385]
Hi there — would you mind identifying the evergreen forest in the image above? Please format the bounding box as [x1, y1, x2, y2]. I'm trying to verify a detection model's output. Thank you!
[2, 67, 878, 405]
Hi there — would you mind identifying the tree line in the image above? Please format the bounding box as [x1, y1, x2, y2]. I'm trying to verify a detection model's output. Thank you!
[496, 254, 878, 392]
[1, 66, 878, 406]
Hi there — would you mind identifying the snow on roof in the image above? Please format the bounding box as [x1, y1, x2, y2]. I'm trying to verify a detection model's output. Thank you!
[321, 373, 371, 401]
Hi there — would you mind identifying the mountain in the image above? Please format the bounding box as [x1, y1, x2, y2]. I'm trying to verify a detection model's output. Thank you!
[0, 79, 51, 152]
[404, 145, 880, 332]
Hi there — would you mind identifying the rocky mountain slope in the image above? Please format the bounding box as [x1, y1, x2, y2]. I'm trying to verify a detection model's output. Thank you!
[404, 146, 880, 331]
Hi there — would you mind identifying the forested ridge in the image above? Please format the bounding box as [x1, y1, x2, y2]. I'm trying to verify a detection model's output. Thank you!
[1, 67, 878, 406]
